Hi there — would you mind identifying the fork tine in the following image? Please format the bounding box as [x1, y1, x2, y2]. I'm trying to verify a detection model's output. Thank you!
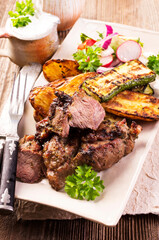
[9, 72, 28, 116]
[9, 73, 17, 107]
[22, 73, 27, 105]
[17, 73, 21, 103]
[18, 73, 27, 115]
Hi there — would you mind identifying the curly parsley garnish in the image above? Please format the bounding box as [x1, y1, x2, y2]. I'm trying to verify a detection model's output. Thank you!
[8, 0, 35, 28]
[65, 164, 105, 201]
[147, 54, 159, 74]
[73, 45, 102, 72]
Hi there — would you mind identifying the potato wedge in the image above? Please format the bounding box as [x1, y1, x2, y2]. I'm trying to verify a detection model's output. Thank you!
[29, 72, 97, 121]
[102, 90, 159, 121]
[43, 59, 82, 82]
[29, 78, 71, 119]
[29, 84, 56, 119]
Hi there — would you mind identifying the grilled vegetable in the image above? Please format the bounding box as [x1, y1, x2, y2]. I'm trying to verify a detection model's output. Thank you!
[59, 72, 98, 96]
[43, 59, 81, 82]
[132, 84, 154, 95]
[82, 60, 156, 102]
[29, 78, 69, 120]
[142, 84, 154, 95]
[29, 72, 98, 121]
[102, 90, 159, 121]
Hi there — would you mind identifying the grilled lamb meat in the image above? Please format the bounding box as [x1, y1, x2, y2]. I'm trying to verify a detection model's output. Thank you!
[73, 119, 142, 171]
[48, 91, 72, 138]
[68, 90, 105, 130]
[43, 130, 80, 190]
[48, 90, 105, 138]
[35, 117, 54, 142]
[42, 118, 141, 190]
[17, 135, 46, 183]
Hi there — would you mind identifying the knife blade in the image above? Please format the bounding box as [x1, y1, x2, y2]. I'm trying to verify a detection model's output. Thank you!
[0, 63, 42, 213]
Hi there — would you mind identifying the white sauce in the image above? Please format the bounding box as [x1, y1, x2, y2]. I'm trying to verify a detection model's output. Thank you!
[6, 12, 60, 40]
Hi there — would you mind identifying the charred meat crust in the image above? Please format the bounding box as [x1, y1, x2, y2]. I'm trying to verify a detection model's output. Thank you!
[36, 90, 105, 141]
[17, 135, 46, 183]
[43, 130, 80, 190]
[73, 119, 142, 172]
[42, 118, 141, 190]
[18, 118, 142, 190]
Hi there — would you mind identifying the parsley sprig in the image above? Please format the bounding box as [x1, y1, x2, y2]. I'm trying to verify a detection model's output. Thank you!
[147, 54, 159, 75]
[65, 164, 105, 201]
[8, 0, 35, 28]
[73, 45, 102, 72]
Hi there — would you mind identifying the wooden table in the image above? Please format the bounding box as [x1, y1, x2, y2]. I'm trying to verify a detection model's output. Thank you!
[0, 0, 159, 239]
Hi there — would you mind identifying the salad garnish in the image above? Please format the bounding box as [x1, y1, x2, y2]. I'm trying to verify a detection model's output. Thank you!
[73, 45, 102, 72]
[8, 0, 35, 28]
[147, 54, 159, 74]
[97, 31, 104, 40]
[73, 25, 143, 73]
[80, 33, 92, 43]
[65, 164, 105, 201]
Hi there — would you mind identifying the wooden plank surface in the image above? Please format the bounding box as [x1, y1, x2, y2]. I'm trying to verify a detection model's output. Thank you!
[0, 0, 159, 239]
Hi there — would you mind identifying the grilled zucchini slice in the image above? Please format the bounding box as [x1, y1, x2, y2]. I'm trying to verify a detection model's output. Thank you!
[82, 60, 156, 102]
[132, 84, 154, 95]
[102, 90, 159, 121]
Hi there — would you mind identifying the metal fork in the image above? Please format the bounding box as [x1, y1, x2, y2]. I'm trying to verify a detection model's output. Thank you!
[0, 73, 27, 213]
[9, 73, 27, 137]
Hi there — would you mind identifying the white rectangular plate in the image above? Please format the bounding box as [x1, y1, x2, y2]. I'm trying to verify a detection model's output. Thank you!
[17, 18, 159, 226]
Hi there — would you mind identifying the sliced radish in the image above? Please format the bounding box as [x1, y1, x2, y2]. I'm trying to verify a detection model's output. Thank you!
[100, 46, 114, 57]
[97, 66, 113, 73]
[116, 40, 142, 62]
[99, 55, 113, 67]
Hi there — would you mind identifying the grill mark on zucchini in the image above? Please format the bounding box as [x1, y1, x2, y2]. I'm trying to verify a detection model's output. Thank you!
[101, 90, 159, 121]
[82, 60, 156, 102]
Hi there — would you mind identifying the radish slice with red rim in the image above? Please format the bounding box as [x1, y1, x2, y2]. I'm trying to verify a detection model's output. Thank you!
[97, 66, 113, 73]
[99, 55, 113, 67]
[116, 40, 142, 62]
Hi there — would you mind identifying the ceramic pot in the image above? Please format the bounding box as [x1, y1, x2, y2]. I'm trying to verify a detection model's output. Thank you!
[0, 18, 59, 67]
[43, 0, 86, 31]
